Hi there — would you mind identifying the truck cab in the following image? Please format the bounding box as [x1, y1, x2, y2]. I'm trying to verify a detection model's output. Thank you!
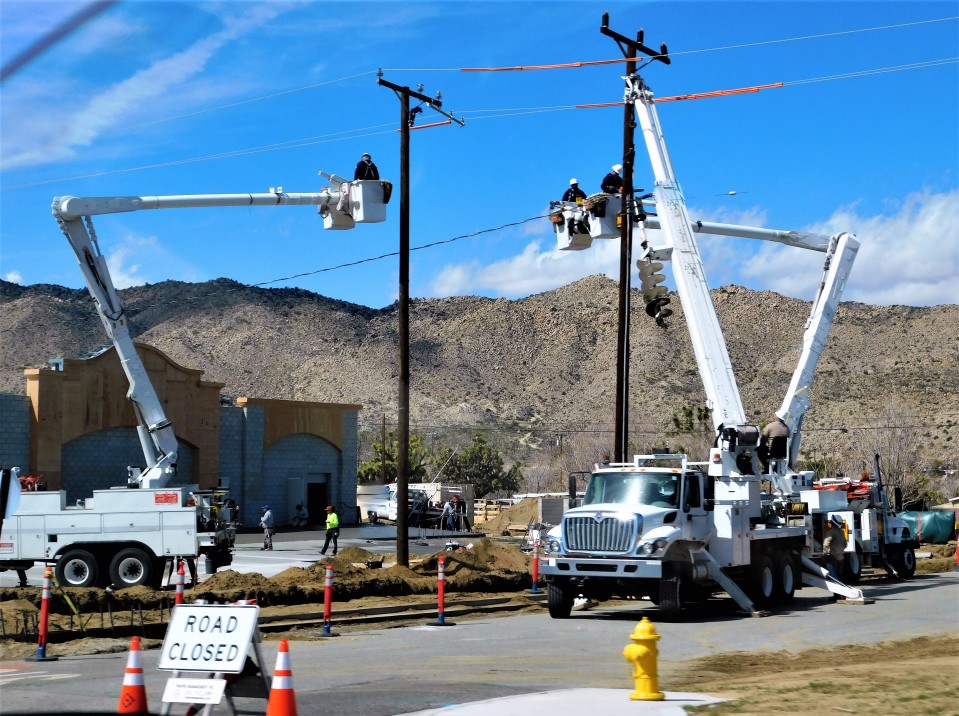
[542, 455, 713, 616]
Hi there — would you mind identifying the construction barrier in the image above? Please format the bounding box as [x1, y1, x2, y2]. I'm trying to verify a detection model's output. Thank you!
[27, 566, 58, 662]
[529, 539, 541, 594]
[117, 636, 149, 714]
[321, 565, 334, 637]
[265, 638, 298, 716]
[175, 560, 185, 605]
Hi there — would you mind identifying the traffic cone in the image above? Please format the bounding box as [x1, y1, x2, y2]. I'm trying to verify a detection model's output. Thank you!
[265, 638, 298, 716]
[117, 636, 149, 714]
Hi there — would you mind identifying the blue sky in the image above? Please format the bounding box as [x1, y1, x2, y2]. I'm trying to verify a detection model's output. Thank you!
[1, 1, 957, 309]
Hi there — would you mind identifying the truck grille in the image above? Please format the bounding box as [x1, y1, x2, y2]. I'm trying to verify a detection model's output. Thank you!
[564, 514, 638, 553]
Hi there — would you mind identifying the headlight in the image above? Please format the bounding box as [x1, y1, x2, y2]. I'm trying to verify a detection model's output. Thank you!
[639, 539, 668, 555]
[547, 538, 562, 554]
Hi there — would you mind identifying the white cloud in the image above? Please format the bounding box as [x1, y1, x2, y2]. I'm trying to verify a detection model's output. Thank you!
[742, 189, 959, 306]
[426, 191, 959, 307]
[3, 270, 24, 284]
[429, 229, 622, 299]
[101, 231, 202, 289]
[2, 4, 289, 170]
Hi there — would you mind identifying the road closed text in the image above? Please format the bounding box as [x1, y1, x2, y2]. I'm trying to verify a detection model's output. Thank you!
[159, 606, 258, 673]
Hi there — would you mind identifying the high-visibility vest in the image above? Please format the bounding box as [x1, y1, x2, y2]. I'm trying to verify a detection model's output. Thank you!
[326, 512, 339, 529]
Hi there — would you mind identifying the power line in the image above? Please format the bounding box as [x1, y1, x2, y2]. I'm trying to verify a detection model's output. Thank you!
[3, 54, 955, 192]
[0, 213, 548, 332]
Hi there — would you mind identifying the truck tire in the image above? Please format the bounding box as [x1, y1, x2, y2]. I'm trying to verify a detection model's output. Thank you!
[750, 553, 775, 607]
[845, 545, 863, 584]
[547, 581, 574, 619]
[774, 551, 797, 604]
[56, 549, 98, 587]
[659, 562, 683, 622]
[893, 547, 917, 578]
[109, 548, 154, 588]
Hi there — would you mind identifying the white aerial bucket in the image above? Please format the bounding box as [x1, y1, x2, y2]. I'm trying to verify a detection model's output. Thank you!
[551, 204, 593, 251]
[352, 180, 388, 223]
[586, 193, 620, 239]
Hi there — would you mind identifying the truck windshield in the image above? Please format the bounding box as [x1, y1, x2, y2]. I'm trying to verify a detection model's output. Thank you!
[583, 472, 679, 508]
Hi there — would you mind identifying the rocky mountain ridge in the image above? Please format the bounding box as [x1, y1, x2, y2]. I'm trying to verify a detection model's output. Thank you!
[2, 276, 956, 475]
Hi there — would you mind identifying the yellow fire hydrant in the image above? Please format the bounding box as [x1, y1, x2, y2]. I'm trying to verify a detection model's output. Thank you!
[623, 617, 665, 701]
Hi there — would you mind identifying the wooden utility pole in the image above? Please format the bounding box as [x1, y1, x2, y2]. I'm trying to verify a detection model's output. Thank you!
[600, 14, 670, 462]
[376, 73, 463, 566]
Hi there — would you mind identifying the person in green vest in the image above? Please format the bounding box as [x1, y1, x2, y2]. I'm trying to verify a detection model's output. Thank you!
[320, 505, 340, 556]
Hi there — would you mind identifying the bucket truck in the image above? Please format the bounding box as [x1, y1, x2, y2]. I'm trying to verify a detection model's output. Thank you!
[0, 175, 390, 588]
[540, 33, 909, 618]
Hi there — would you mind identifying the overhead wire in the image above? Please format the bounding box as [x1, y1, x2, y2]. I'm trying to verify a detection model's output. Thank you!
[0, 212, 550, 332]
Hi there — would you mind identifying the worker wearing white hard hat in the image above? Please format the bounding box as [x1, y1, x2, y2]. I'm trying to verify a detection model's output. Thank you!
[354, 152, 380, 181]
[601, 163, 624, 194]
[562, 178, 587, 204]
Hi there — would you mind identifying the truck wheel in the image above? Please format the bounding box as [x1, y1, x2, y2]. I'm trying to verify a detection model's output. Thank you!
[547, 581, 574, 619]
[774, 552, 797, 604]
[109, 548, 154, 588]
[56, 549, 98, 587]
[845, 546, 863, 584]
[750, 553, 775, 607]
[894, 547, 917, 578]
[659, 562, 683, 622]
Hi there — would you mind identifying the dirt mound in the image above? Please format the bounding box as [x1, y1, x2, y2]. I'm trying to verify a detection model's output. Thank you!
[476, 498, 542, 535]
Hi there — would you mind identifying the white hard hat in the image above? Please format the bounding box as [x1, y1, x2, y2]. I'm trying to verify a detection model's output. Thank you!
[570, 178, 578, 185]
[830, 514, 844, 527]
[362, 152, 371, 159]
[612, 164, 623, 173]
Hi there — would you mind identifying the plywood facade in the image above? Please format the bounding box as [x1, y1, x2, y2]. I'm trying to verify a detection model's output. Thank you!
[24, 344, 224, 490]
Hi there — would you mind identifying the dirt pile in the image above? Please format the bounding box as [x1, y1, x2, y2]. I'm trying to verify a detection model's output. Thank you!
[0, 539, 532, 618]
[475, 498, 543, 536]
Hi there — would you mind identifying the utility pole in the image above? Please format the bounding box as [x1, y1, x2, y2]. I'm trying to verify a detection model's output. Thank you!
[377, 72, 463, 566]
[600, 14, 670, 462]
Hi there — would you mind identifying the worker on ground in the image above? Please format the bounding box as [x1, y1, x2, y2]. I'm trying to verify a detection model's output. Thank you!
[291, 503, 309, 528]
[601, 163, 624, 194]
[562, 178, 587, 204]
[823, 514, 847, 597]
[259, 505, 274, 551]
[354, 152, 380, 180]
[320, 505, 340, 556]
[441, 497, 456, 532]
[759, 415, 790, 472]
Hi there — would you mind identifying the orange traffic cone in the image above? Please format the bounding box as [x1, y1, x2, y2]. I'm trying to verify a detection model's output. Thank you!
[117, 636, 149, 714]
[265, 638, 298, 716]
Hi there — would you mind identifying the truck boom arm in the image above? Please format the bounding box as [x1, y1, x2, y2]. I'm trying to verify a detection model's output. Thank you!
[51, 179, 382, 488]
[632, 79, 746, 431]
[777, 232, 860, 466]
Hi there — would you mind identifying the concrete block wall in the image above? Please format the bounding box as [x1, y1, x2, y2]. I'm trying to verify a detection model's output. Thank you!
[0, 392, 31, 470]
[62, 427, 194, 503]
[264, 433, 341, 525]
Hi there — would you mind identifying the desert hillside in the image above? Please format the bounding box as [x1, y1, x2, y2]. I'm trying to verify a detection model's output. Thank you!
[1, 276, 956, 486]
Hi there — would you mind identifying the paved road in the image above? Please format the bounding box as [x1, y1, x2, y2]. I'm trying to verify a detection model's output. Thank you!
[2, 571, 956, 715]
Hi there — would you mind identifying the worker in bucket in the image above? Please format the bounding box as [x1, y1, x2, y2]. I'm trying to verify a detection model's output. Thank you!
[562, 178, 587, 204]
[601, 163, 624, 194]
[320, 505, 340, 556]
[823, 514, 848, 595]
[354, 152, 380, 180]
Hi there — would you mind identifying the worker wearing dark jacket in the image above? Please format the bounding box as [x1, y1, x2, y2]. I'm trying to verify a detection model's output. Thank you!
[320, 506, 340, 556]
[601, 164, 624, 194]
[562, 178, 587, 203]
[354, 153, 380, 180]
